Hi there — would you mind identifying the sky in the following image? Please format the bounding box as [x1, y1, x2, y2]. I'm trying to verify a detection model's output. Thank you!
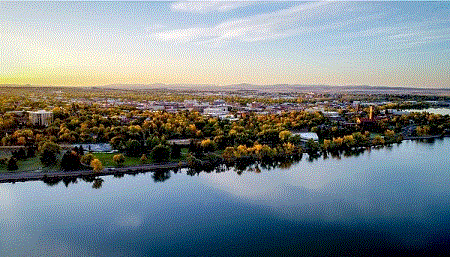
[1, 1, 450, 88]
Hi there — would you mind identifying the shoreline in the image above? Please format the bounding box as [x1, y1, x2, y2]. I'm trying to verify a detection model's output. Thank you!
[1, 135, 448, 184]
[0, 161, 187, 184]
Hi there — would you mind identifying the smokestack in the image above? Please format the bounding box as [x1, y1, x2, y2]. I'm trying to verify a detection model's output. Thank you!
[369, 106, 373, 120]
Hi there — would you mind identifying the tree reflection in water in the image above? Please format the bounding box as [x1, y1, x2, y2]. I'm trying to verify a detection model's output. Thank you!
[152, 170, 171, 183]
[38, 140, 437, 188]
[92, 178, 103, 189]
[43, 175, 103, 189]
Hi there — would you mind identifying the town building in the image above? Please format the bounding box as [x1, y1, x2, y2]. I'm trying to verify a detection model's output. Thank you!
[203, 106, 230, 117]
[29, 110, 53, 126]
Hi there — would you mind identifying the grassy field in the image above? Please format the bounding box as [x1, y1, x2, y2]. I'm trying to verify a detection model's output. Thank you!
[93, 148, 188, 167]
[92, 153, 142, 167]
[0, 148, 189, 172]
[0, 155, 64, 173]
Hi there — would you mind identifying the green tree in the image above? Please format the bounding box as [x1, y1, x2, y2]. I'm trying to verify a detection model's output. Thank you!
[60, 150, 81, 171]
[39, 141, 61, 167]
[125, 139, 142, 157]
[151, 144, 171, 163]
[171, 144, 182, 159]
[305, 139, 320, 156]
[7, 157, 18, 171]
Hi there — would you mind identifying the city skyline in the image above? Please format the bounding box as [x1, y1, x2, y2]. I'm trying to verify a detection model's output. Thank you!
[1, 1, 450, 88]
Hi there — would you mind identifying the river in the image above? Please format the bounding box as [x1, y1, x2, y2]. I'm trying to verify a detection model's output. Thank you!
[409, 107, 450, 115]
[1, 139, 450, 256]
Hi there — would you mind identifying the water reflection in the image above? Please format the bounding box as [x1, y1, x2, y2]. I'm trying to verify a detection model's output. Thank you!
[34, 139, 443, 189]
[152, 170, 171, 182]
[92, 178, 103, 189]
[43, 175, 103, 189]
[2, 138, 450, 256]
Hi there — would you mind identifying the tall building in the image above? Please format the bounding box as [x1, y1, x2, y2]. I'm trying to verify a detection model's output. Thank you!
[369, 106, 374, 120]
[29, 110, 53, 126]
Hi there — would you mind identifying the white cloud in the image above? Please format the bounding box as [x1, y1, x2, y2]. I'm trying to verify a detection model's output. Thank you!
[343, 19, 450, 52]
[154, 2, 338, 44]
[171, 1, 253, 13]
[153, 2, 378, 45]
[153, 2, 450, 51]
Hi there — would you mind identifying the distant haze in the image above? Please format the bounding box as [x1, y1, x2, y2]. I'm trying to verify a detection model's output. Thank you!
[1, 1, 449, 88]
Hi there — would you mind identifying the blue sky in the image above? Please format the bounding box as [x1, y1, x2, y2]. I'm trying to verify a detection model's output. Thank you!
[1, 1, 450, 88]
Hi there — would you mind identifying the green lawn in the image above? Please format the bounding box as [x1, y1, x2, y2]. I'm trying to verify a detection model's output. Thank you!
[369, 133, 382, 139]
[93, 153, 142, 167]
[0, 149, 190, 172]
[93, 148, 188, 167]
[0, 155, 63, 173]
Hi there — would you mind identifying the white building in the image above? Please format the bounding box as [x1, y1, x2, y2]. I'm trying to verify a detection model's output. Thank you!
[29, 110, 53, 126]
[204, 106, 229, 117]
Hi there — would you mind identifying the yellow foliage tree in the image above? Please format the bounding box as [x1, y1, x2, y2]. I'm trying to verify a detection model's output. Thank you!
[113, 154, 125, 166]
[91, 158, 103, 172]
[222, 147, 235, 162]
[234, 145, 248, 158]
[279, 130, 292, 142]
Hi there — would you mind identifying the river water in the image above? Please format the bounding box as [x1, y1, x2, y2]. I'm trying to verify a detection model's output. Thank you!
[1, 139, 450, 256]
[409, 107, 450, 115]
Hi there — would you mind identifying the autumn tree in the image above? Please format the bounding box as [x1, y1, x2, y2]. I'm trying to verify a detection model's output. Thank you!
[222, 147, 235, 162]
[113, 154, 125, 167]
[140, 154, 148, 163]
[91, 158, 103, 172]
[279, 130, 292, 142]
[200, 138, 215, 152]
[372, 135, 385, 145]
[81, 153, 94, 166]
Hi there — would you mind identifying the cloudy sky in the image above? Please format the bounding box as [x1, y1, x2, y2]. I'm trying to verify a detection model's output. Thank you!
[1, 1, 450, 88]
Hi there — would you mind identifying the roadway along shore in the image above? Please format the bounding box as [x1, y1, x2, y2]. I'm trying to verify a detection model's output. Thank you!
[0, 161, 188, 184]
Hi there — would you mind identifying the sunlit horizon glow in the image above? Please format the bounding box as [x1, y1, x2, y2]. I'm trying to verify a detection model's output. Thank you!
[1, 1, 450, 88]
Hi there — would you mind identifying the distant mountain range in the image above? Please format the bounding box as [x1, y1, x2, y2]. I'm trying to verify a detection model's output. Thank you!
[99, 83, 450, 95]
[2, 83, 450, 95]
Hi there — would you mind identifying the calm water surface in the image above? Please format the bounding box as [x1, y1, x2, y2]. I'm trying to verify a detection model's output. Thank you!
[1, 139, 450, 256]
[412, 107, 450, 115]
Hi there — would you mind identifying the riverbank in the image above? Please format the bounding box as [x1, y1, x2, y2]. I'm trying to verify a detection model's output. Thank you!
[1, 134, 448, 184]
[402, 134, 445, 140]
[0, 161, 187, 184]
